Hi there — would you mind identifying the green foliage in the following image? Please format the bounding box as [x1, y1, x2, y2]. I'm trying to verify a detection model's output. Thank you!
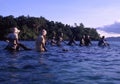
[0, 15, 100, 41]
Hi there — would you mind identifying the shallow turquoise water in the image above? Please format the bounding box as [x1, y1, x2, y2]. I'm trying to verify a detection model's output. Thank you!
[0, 41, 120, 84]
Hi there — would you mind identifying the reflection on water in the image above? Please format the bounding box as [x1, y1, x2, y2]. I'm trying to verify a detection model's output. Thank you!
[0, 41, 120, 84]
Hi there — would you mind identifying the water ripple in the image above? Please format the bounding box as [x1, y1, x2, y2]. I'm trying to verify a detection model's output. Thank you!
[0, 41, 120, 84]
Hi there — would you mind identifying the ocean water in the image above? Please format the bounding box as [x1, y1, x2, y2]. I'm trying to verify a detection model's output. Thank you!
[0, 41, 120, 84]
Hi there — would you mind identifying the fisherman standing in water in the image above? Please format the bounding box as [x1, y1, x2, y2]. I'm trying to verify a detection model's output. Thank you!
[79, 35, 85, 46]
[67, 35, 77, 46]
[84, 35, 92, 46]
[56, 31, 63, 46]
[5, 27, 32, 51]
[98, 36, 109, 46]
[35, 29, 47, 52]
[50, 31, 56, 46]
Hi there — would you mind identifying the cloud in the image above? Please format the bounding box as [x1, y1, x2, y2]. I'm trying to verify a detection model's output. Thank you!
[97, 29, 120, 37]
[97, 22, 120, 33]
[96, 21, 120, 37]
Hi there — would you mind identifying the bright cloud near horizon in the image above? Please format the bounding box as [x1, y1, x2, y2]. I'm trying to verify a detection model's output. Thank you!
[1, 0, 120, 37]
[97, 30, 120, 38]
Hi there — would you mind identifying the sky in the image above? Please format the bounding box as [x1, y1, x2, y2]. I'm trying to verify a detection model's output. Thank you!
[1, 0, 120, 37]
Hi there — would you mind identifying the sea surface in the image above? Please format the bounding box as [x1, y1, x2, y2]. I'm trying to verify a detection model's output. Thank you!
[0, 41, 120, 84]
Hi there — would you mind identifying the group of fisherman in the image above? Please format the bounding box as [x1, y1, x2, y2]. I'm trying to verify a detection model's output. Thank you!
[50, 31, 109, 47]
[4, 27, 109, 52]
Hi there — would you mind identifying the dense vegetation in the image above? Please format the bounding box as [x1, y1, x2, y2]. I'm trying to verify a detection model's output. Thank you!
[0, 15, 100, 41]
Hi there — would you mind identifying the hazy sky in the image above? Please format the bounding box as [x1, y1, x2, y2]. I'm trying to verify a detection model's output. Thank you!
[0, 0, 120, 28]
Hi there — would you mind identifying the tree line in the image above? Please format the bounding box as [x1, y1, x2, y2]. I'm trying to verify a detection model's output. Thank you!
[0, 15, 100, 41]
